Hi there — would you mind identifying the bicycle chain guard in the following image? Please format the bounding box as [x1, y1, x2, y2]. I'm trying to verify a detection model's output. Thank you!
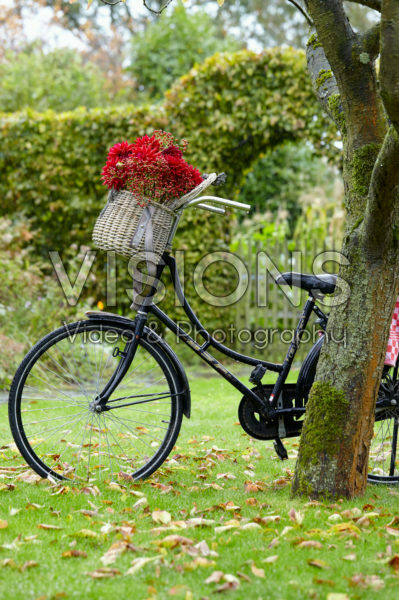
[238, 384, 303, 441]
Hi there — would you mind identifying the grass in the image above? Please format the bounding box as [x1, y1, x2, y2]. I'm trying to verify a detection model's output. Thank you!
[0, 369, 398, 600]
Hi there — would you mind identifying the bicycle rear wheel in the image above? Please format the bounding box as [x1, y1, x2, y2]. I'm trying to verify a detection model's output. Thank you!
[368, 369, 399, 483]
[9, 320, 183, 483]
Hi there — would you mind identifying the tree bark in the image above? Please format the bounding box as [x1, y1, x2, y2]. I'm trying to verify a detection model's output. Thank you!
[292, 0, 399, 498]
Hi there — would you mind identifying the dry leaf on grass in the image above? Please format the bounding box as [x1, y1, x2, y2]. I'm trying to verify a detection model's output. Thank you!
[73, 529, 99, 539]
[100, 541, 129, 566]
[152, 510, 172, 525]
[297, 541, 322, 549]
[262, 555, 278, 564]
[251, 564, 265, 578]
[37, 524, 62, 531]
[62, 550, 87, 558]
[349, 574, 385, 590]
[0, 520, 8, 529]
[205, 571, 224, 584]
[307, 559, 330, 569]
[388, 555, 399, 572]
[86, 568, 120, 579]
[288, 508, 304, 524]
[157, 535, 194, 549]
[21, 561, 38, 571]
[126, 556, 160, 575]
[214, 581, 239, 593]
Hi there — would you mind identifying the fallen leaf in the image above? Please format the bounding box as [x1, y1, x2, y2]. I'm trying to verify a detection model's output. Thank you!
[21, 561, 38, 571]
[245, 498, 257, 506]
[101, 541, 128, 566]
[298, 541, 323, 549]
[307, 559, 330, 569]
[17, 471, 41, 484]
[341, 508, 362, 519]
[244, 481, 263, 493]
[0, 520, 8, 529]
[288, 508, 304, 524]
[152, 510, 172, 525]
[158, 535, 194, 549]
[73, 529, 99, 539]
[251, 564, 265, 578]
[327, 514, 342, 523]
[328, 522, 360, 537]
[342, 554, 356, 561]
[86, 568, 120, 579]
[37, 524, 62, 531]
[62, 550, 87, 558]
[214, 581, 239, 593]
[0, 558, 17, 569]
[313, 578, 335, 587]
[205, 570, 224, 584]
[262, 555, 278, 564]
[386, 527, 399, 537]
[326, 594, 349, 600]
[349, 574, 384, 590]
[241, 523, 262, 531]
[388, 554, 399, 572]
[126, 556, 160, 575]
[253, 515, 280, 525]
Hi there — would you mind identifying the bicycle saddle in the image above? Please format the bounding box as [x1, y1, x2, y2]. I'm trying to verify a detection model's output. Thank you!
[275, 272, 337, 295]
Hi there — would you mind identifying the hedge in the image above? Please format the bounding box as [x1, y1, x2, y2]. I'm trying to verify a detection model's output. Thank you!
[0, 48, 336, 330]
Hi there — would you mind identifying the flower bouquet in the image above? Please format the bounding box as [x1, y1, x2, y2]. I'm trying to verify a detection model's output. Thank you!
[92, 130, 216, 263]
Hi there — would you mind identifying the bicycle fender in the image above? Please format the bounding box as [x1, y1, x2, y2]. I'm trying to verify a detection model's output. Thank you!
[85, 312, 191, 418]
[295, 334, 324, 405]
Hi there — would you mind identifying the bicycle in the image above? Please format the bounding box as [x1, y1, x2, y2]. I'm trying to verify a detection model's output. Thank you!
[8, 193, 399, 485]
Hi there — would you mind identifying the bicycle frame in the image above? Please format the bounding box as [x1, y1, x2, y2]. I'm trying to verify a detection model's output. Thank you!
[94, 252, 327, 420]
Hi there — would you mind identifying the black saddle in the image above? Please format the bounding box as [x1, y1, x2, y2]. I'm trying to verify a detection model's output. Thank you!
[275, 272, 337, 295]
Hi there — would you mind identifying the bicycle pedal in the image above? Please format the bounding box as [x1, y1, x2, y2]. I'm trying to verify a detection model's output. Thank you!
[273, 438, 288, 460]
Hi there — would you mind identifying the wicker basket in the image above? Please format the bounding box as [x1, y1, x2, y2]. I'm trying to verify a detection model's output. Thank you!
[92, 173, 218, 265]
[92, 189, 175, 263]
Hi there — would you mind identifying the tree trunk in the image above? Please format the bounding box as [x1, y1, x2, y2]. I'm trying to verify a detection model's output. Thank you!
[292, 0, 399, 498]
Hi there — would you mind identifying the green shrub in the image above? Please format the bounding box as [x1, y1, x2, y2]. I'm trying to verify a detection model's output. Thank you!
[0, 217, 91, 388]
[0, 47, 112, 112]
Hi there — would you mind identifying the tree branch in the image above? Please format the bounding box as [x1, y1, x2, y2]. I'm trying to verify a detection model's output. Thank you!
[345, 0, 381, 11]
[306, 31, 342, 127]
[287, 0, 314, 26]
[361, 22, 380, 58]
[142, 0, 173, 15]
[307, 0, 385, 148]
[364, 126, 399, 254]
[380, 0, 399, 134]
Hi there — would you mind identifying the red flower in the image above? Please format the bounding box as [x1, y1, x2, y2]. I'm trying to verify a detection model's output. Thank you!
[131, 135, 161, 162]
[162, 145, 183, 159]
[101, 157, 128, 190]
[107, 141, 134, 161]
[101, 130, 203, 205]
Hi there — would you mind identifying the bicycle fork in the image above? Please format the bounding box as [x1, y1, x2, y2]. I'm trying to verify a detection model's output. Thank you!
[91, 310, 148, 412]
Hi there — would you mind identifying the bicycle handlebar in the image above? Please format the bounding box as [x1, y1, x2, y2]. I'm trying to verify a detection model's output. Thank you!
[180, 195, 251, 214]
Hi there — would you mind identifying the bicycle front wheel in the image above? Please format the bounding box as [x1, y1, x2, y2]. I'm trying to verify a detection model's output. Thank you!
[9, 320, 183, 483]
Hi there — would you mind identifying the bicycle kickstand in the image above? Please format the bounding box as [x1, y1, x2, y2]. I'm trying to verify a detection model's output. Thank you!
[273, 438, 288, 460]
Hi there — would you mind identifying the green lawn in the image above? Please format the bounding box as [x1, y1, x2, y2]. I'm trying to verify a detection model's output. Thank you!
[0, 371, 398, 600]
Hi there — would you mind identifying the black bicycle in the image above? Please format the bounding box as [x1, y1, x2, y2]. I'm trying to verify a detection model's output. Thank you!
[8, 195, 399, 485]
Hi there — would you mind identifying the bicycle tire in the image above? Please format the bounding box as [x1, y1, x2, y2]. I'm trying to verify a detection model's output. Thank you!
[9, 320, 184, 483]
[296, 337, 399, 484]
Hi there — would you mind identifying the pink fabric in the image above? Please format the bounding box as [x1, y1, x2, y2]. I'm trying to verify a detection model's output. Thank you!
[385, 296, 399, 366]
